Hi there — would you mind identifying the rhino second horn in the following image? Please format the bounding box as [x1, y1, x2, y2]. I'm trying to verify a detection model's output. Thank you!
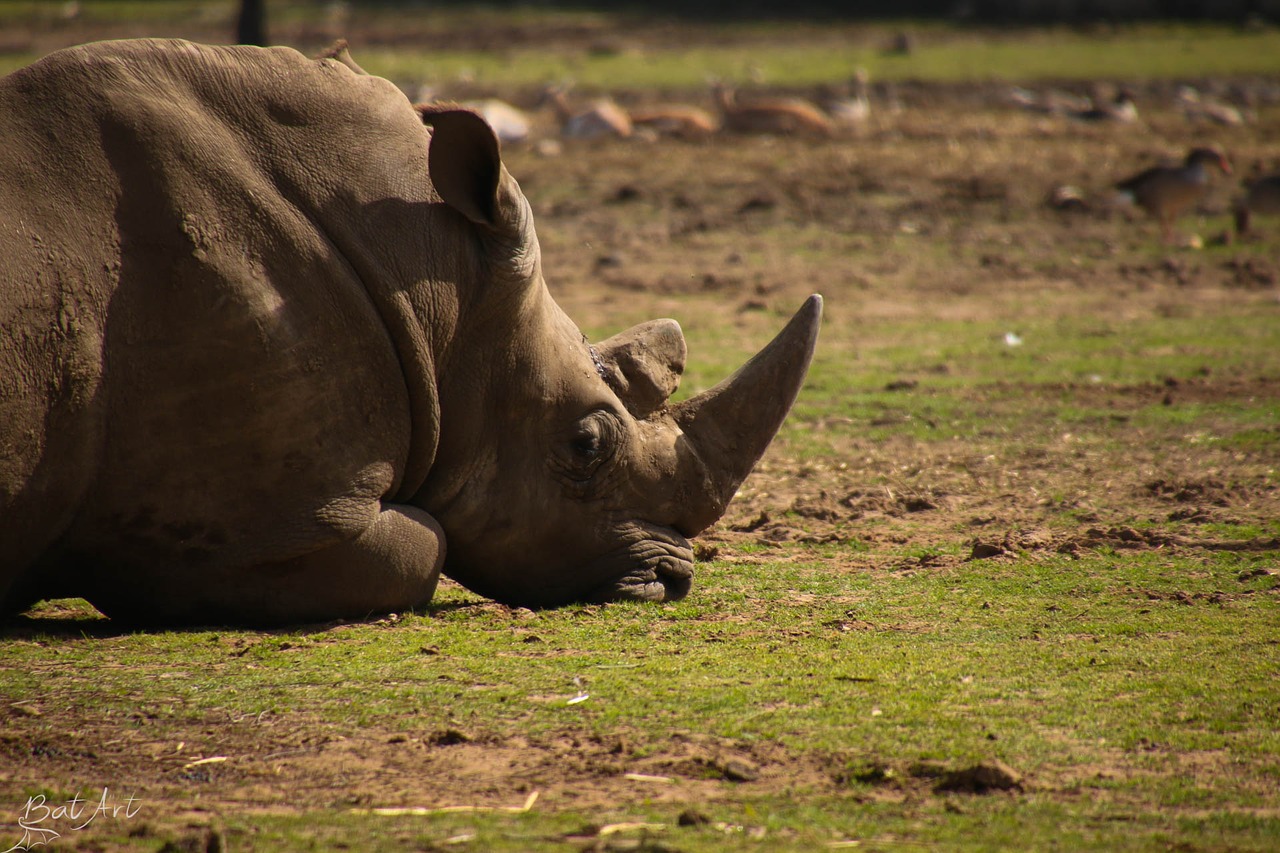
[595, 319, 687, 418]
[670, 294, 823, 534]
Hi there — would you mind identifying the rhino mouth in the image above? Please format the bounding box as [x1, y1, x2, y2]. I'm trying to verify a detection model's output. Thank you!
[584, 525, 694, 603]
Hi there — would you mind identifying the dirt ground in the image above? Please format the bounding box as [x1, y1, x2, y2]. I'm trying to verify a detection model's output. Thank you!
[4, 12, 1280, 849]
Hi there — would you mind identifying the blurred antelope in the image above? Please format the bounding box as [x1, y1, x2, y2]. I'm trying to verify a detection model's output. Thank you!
[462, 99, 532, 145]
[1007, 85, 1092, 115]
[711, 82, 833, 137]
[1070, 89, 1140, 123]
[542, 84, 632, 140]
[628, 103, 718, 139]
[1176, 86, 1247, 127]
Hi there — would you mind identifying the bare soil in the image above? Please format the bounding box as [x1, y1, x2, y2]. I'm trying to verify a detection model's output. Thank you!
[4, 13, 1280, 848]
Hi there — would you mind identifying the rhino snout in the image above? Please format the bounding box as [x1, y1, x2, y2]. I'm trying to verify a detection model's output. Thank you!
[584, 526, 694, 604]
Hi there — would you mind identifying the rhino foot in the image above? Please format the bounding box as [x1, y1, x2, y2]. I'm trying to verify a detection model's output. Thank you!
[84, 504, 446, 627]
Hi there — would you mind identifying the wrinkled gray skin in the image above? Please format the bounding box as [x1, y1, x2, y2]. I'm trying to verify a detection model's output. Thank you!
[0, 39, 821, 626]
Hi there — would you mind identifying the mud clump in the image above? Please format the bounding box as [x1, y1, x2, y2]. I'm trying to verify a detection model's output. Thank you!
[934, 760, 1024, 794]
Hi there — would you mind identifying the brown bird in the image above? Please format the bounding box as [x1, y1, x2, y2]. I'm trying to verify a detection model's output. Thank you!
[1235, 173, 1280, 237]
[1115, 147, 1232, 245]
[817, 68, 872, 127]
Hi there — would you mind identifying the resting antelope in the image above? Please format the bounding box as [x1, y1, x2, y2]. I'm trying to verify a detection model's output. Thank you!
[542, 84, 632, 140]
[1176, 86, 1247, 127]
[711, 82, 833, 137]
[462, 98, 532, 145]
[1070, 89, 1140, 124]
[628, 103, 718, 139]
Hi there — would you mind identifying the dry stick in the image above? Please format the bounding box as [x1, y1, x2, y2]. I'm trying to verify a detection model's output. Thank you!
[181, 756, 229, 770]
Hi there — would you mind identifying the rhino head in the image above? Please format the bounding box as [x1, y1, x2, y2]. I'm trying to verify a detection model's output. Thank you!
[419, 110, 821, 607]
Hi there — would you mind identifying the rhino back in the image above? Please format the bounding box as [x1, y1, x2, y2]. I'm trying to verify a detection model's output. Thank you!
[1, 40, 448, 598]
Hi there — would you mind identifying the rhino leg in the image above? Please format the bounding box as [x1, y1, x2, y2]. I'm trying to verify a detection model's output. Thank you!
[83, 504, 445, 627]
[246, 503, 446, 625]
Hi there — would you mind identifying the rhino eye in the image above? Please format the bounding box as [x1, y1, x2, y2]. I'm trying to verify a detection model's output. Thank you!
[560, 413, 617, 482]
[572, 430, 602, 460]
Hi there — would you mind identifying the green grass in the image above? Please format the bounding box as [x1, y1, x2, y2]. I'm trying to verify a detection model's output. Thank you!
[7, 543, 1278, 850]
[356, 25, 1280, 88]
[4, 5, 1280, 84]
[752, 301, 1280, 457]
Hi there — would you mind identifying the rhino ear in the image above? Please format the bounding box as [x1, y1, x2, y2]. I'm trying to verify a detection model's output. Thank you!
[421, 106, 501, 227]
[595, 319, 687, 418]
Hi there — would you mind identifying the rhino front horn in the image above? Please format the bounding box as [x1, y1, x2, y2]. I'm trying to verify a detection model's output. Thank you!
[671, 294, 823, 534]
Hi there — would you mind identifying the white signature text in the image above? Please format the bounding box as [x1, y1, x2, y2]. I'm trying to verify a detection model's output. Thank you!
[5, 789, 140, 852]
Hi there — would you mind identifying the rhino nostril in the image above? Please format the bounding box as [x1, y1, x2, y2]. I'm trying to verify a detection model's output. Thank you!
[655, 554, 693, 581]
[656, 566, 692, 602]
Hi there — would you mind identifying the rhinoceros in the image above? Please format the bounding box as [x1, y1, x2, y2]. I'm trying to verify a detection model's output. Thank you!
[0, 39, 820, 626]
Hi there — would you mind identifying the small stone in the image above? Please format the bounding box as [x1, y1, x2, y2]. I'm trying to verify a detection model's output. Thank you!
[719, 757, 759, 782]
[968, 542, 1006, 560]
